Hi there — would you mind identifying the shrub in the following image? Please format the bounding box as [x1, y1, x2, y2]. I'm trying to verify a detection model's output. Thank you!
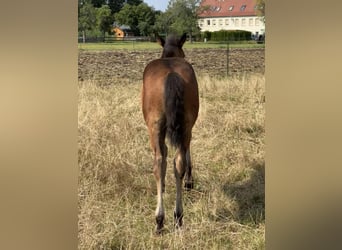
[201, 30, 252, 42]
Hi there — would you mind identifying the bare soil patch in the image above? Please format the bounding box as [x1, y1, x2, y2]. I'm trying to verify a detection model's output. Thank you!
[78, 48, 264, 86]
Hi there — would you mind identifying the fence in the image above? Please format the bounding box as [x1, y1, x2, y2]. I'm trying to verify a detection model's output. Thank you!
[78, 36, 151, 43]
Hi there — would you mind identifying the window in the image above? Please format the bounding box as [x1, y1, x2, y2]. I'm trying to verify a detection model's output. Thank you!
[255, 18, 260, 26]
[229, 5, 234, 11]
[249, 18, 253, 26]
[219, 19, 223, 26]
[235, 19, 239, 26]
[240, 5, 246, 11]
[242, 18, 246, 26]
[225, 19, 229, 25]
[211, 6, 221, 12]
[212, 19, 216, 26]
[207, 20, 211, 25]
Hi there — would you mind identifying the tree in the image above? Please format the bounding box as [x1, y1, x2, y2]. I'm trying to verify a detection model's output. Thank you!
[96, 5, 113, 38]
[114, 3, 156, 36]
[154, 11, 174, 36]
[78, 1, 97, 43]
[91, 0, 106, 8]
[135, 3, 156, 36]
[158, 0, 201, 42]
[256, 0, 265, 23]
[107, 0, 143, 14]
[114, 4, 137, 34]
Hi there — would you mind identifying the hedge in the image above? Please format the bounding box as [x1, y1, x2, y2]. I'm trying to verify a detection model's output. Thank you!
[201, 30, 252, 42]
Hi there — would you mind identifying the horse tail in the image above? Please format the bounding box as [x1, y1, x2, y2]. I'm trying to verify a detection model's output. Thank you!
[164, 72, 185, 148]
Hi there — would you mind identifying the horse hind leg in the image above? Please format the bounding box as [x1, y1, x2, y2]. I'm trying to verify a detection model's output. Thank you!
[183, 131, 194, 190]
[173, 148, 186, 228]
[161, 143, 167, 193]
[158, 123, 168, 194]
[149, 122, 167, 234]
[184, 148, 194, 190]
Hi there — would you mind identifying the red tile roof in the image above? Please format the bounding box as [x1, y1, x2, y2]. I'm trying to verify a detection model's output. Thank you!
[199, 0, 258, 17]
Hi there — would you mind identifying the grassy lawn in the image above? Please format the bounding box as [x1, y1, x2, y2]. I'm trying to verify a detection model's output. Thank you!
[78, 41, 265, 51]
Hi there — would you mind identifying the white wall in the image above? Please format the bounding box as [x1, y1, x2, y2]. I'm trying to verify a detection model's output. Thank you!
[198, 16, 265, 36]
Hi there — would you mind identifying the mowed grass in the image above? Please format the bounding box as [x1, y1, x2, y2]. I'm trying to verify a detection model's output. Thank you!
[78, 73, 265, 249]
[78, 41, 264, 51]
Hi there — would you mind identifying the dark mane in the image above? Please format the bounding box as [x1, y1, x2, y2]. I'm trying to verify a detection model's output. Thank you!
[164, 35, 180, 47]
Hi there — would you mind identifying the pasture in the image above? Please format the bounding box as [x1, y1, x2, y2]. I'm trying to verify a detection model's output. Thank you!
[78, 47, 265, 249]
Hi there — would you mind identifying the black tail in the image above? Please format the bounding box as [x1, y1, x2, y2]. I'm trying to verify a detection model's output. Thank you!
[164, 72, 185, 147]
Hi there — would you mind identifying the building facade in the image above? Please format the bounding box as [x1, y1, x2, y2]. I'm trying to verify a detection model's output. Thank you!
[198, 0, 265, 37]
[113, 24, 135, 38]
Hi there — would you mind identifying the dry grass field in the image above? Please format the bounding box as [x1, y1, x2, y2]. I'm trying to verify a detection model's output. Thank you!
[78, 69, 265, 249]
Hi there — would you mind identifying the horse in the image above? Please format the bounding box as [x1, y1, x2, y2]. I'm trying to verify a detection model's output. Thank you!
[141, 33, 199, 234]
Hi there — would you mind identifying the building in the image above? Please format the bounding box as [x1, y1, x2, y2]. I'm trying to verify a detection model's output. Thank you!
[198, 0, 265, 38]
[113, 25, 134, 38]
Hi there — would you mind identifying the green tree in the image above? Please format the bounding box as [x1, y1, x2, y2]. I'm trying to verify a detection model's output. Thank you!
[107, 0, 143, 14]
[114, 3, 156, 36]
[114, 4, 137, 33]
[159, 0, 201, 42]
[256, 0, 265, 22]
[154, 11, 173, 36]
[78, 1, 97, 43]
[91, 0, 106, 8]
[135, 3, 156, 36]
[96, 5, 113, 38]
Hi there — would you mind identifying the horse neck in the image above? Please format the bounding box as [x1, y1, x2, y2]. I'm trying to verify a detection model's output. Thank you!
[161, 45, 184, 58]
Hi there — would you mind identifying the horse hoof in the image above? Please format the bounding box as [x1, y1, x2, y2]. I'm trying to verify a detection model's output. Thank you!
[184, 181, 194, 190]
[174, 211, 183, 228]
[156, 215, 164, 234]
[174, 219, 183, 229]
[155, 227, 163, 235]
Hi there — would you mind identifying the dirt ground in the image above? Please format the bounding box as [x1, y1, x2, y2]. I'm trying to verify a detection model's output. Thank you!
[78, 48, 264, 86]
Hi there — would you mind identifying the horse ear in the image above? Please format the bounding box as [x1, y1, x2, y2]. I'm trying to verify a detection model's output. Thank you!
[156, 35, 165, 47]
[179, 33, 187, 47]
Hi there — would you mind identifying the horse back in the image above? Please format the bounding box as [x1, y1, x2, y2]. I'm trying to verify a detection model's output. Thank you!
[142, 58, 199, 126]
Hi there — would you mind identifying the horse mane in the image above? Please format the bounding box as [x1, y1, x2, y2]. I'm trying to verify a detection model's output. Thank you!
[164, 34, 179, 47]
